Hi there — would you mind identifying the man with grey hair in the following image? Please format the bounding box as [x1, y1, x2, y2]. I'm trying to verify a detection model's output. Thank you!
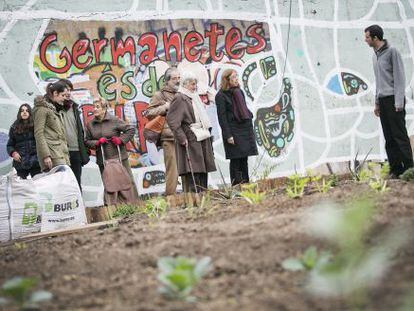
[145, 67, 180, 196]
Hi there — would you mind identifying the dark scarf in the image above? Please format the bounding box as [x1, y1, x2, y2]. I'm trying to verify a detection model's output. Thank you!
[230, 87, 253, 122]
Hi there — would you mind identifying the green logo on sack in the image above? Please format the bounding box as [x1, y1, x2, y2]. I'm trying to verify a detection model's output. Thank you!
[40, 192, 54, 212]
[22, 202, 38, 225]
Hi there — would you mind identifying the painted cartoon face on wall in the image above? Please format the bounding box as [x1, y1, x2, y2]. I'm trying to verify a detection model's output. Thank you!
[254, 78, 295, 157]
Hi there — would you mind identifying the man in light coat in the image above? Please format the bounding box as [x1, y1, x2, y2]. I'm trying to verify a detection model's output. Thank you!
[145, 67, 180, 196]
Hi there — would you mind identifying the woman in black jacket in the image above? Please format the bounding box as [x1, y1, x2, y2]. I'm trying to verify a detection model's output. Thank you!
[7, 104, 41, 179]
[215, 69, 258, 185]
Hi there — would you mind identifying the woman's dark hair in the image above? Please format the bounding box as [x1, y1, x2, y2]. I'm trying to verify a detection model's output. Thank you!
[59, 78, 74, 90]
[365, 25, 384, 41]
[45, 80, 68, 98]
[13, 103, 34, 134]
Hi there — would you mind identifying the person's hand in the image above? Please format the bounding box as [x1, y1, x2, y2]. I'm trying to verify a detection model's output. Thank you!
[111, 136, 122, 146]
[11, 151, 21, 162]
[96, 137, 108, 146]
[181, 139, 188, 147]
[43, 156, 52, 170]
[207, 87, 216, 102]
[396, 107, 403, 112]
[227, 137, 235, 145]
[374, 104, 380, 117]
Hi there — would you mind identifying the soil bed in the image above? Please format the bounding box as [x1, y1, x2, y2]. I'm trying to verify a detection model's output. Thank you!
[1, 179, 413, 310]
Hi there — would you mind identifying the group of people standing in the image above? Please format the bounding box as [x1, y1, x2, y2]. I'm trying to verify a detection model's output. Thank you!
[146, 67, 258, 198]
[6, 23, 412, 204]
[7, 79, 138, 205]
[7, 68, 258, 202]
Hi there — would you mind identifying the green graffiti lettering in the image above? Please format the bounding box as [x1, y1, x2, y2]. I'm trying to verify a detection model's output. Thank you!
[121, 71, 137, 100]
[98, 73, 116, 101]
[142, 66, 160, 98]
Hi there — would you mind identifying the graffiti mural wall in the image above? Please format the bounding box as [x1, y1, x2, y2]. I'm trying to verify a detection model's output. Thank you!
[0, 0, 413, 206]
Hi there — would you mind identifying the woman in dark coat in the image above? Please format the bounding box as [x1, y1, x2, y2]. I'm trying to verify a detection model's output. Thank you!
[215, 69, 258, 185]
[84, 98, 138, 205]
[166, 72, 216, 193]
[7, 104, 41, 179]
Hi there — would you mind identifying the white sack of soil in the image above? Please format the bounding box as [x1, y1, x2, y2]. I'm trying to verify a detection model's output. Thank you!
[35, 165, 87, 232]
[0, 170, 41, 242]
[9, 174, 41, 239]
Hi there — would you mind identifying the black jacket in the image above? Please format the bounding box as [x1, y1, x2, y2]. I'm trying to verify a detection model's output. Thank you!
[215, 89, 258, 159]
[7, 122, 40, 171]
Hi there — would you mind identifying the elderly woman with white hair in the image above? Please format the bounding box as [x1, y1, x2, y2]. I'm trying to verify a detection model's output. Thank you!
[166, 72, 216, 193]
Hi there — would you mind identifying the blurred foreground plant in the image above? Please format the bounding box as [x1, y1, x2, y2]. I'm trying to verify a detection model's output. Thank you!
[157, 256, 211, 302]
[0, 277, 52, 310]
[299, 197, 410, 308]
[282, 246, 331, 271]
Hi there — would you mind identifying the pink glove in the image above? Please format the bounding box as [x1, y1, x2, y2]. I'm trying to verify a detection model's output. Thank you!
[111, 136, 122, 146]
[96, 137, 108, 146]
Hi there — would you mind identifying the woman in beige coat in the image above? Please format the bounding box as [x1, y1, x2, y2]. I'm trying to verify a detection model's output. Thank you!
[33, 81, 70, 172]
[166, 72, 216, 193]
[84, 99, 138, 204]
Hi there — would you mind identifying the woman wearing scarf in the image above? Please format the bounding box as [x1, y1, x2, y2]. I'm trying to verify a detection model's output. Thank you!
[215, 69, 258, 185]
[166, 72, 216, 193]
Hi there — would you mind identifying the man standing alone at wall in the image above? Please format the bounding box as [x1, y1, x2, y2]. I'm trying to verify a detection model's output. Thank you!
[145, 67, 180, 197]
[365, 24, 413, 177]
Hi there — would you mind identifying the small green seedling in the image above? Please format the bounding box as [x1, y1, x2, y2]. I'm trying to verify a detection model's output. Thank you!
[111, 204, 137, 218]
[367, 162, 389, 193]
[140, 197, 167, 218]
[240, 183, 266, 204]
[316, 177, 333, 194]
[157, 256, 211, 302]
[400, 167, 414, 182]
[0, 277, 52, 310]
[13, 242, 27, 250]
[327, 174, 339, 187]
[307, 170, 334, 194]
[282, 246, 331, 271]
[286, 173, 309, 198]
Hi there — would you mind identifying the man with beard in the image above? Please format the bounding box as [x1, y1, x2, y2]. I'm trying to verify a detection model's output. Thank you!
[145, 67, 180, 196]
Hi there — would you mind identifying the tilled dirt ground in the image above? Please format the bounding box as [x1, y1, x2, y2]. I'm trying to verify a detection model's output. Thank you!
[1, 179, 414, 311]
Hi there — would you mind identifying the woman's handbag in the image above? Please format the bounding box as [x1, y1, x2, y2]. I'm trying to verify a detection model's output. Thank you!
[101, 145, 137, 205]
[190, 123, 211, 142]
[101, 145, 132, 192]
[143, 115, 166, 144]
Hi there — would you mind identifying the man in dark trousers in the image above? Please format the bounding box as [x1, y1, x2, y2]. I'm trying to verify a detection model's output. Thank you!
[365, 24, 413, 177]
[59, 79, 90, 191]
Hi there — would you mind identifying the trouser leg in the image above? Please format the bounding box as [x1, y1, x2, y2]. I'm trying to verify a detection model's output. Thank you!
[69, 151, 83, 191]
[239, 157, 249, 183]
[16, 169, 29, 179]
[162, 140, 178, 195]
[230, 158, 243, 186]
[379, 96, 413, 175]
[30, 166, 41, 178]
